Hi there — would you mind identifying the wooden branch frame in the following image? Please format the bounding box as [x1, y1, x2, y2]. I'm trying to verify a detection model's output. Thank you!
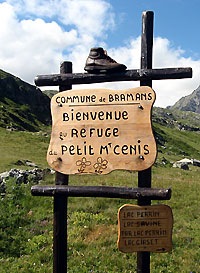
[31, 185, 171, 200]
[31, 10, 191, 273]
[35, 67, 192, 87]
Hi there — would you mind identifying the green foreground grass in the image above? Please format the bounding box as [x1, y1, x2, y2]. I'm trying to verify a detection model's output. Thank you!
[0, 127, 50, 172]
[0, 127, 200, 272]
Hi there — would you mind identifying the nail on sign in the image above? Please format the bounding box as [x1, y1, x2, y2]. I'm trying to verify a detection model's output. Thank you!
[47, 86, 157, 175]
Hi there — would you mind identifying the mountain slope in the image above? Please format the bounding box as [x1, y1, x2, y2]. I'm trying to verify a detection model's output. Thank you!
[152, 107, 200, 164]
[170, 85, 200, 113]
[1, 68, 200, 163]
[0, 69, 51, 131]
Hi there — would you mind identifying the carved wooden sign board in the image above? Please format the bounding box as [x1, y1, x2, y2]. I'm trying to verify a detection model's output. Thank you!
[47, 86, 156, 175]
[117, 204, 173, 253]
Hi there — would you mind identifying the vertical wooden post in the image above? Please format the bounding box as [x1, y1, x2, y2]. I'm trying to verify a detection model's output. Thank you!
[137, 11, 154, 273]
[53, 61, 72, 273]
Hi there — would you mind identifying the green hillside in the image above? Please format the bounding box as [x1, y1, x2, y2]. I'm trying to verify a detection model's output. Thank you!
[152, 107, 200, 163]
[0, 69, 51, 131]
[0, 120, 200, 272]
[0, 71, 200, 272]
[42, 90, 58, 98]
[0, 107, 200, 172]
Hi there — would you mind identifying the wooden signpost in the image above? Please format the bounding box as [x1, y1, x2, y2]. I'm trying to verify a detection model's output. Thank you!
[47, 87, 156, 175]
[31, 11, 192, 273]
[118, 204, 173, 253]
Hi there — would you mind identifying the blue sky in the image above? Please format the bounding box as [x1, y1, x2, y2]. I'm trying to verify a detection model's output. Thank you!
[0, 0, 200, 107]
[108, 0, 200, 60]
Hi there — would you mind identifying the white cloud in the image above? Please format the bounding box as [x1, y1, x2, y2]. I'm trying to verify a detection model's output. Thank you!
[153, 37, 200, 107]
[75, 37, 200, 107]
[7, 0, 115, 37]
[0, 3, 78, 81]
[0, 0, 199, 107]
[0, 0, 114, 83]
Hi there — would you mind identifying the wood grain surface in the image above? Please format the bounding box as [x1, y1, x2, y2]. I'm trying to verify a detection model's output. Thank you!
[47, 86, 157, 175]
[118, 204, 173, 253]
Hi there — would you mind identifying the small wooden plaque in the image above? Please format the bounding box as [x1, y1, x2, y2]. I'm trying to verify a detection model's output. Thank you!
[47, 87, 156, 175]
[118, 205, 173, 253]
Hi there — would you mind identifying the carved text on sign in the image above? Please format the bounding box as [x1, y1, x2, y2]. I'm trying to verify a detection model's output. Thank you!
[47, 87, 157, 175]
[117, 205, 173, 253]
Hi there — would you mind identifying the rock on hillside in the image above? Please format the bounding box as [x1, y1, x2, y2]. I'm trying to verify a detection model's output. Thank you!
[152, 107, 200, 132]
[170, 85, 200, 113]
[0, 69, 51, 131]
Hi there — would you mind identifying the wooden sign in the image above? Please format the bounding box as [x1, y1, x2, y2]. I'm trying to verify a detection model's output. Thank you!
[47, 87, 156, 175]
[117, 204, 173, 253]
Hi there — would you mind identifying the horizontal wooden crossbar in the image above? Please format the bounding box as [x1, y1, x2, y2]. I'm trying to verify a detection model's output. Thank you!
[35, 67, 192, 87]
[31, 185, 171, 200]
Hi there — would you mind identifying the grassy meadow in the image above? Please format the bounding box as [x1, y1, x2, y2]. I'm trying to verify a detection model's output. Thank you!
[0, 123, 200, 272]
